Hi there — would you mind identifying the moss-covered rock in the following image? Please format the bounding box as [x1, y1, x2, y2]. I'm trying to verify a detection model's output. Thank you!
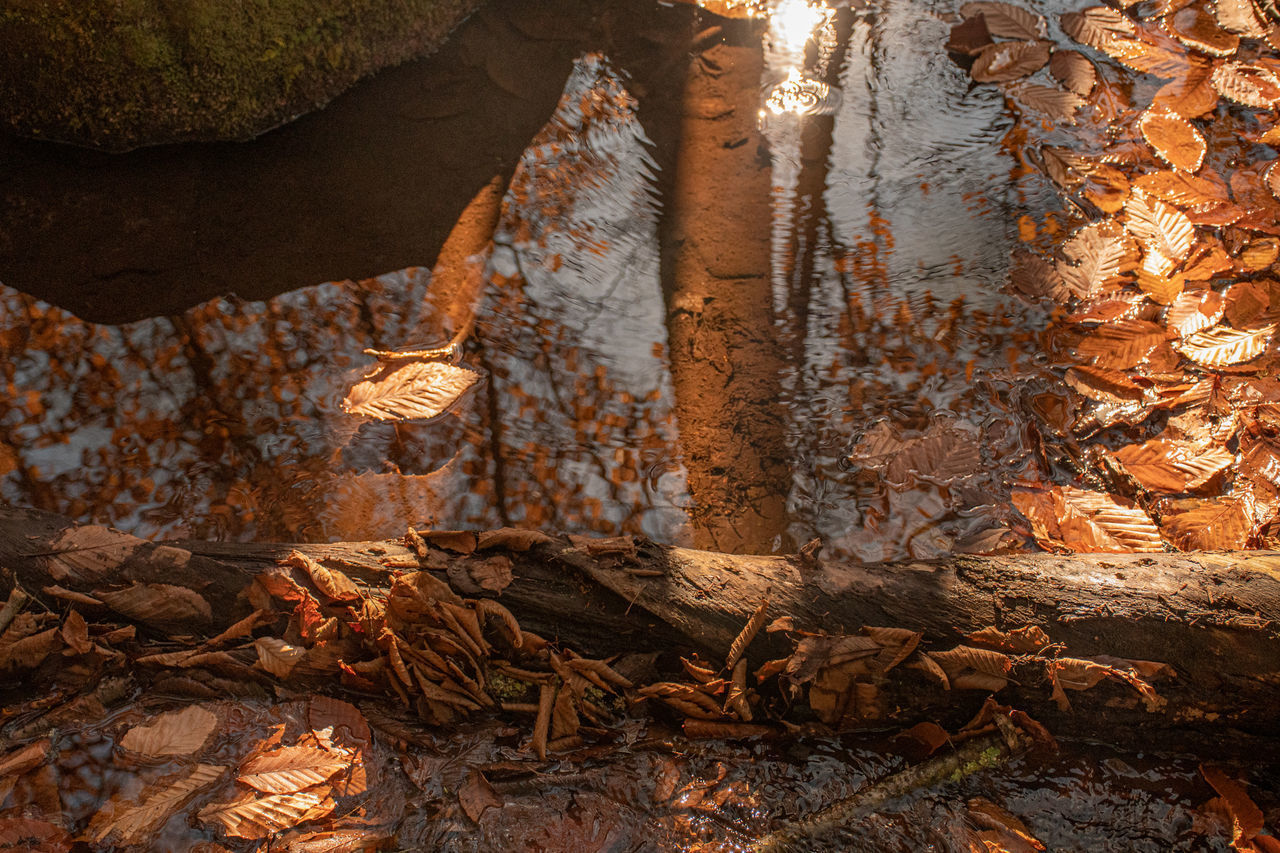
[0, 0, 483, 150]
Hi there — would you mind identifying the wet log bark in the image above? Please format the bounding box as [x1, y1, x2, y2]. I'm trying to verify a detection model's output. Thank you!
[2, 505, 1278, 747]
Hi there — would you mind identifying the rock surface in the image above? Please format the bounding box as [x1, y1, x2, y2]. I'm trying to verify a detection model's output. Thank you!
[0, 0, 483, 150]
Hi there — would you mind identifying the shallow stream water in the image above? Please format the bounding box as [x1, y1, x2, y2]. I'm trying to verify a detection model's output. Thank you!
[0, 0, 1063, 561]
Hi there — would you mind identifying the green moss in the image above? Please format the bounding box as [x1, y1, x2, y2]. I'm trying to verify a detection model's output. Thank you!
[486, 671, 534, 703]
[948, 745, 1004, 783]
[0, 0, 482, 150]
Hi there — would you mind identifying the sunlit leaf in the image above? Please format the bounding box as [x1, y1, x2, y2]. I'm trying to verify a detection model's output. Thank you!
[1166, 289, 1226, 337]
[91, 764, 226, 845]
[1049, 49, 1097, 96]
[1133, 169, 1228, 209]
[960, 1, 1047, 39]
[1075, 319, 1169, 369]
[1055, 221, 1137, 298]
[1214, 0, 1268, 37]
[238, 746, 349, 795]
[1061, 6, 1135, 46]
[1014, 487, 1164, 551]
[1176, 323, 1275, 366]
[1166, 3, 1240, 56]
[1100, 35, 1196, 78]
[284, 551, 360, 603]
[1200, 765, 1266, 845]
[1152, 61, 1220, 118]
[1124, 191, 1196, 263]
[1211, 61, 1280, 108]
[971, 40, 1051, 83]
[199, 788, 335, 839]
[967, 797, 1047, 851]
[1139, 109, 1207, 172]
[1161, 497, 1253, 548]
[119, 705, 219, 757]
[341, 360, 482, 422]
[1064, 365, 1146, 404]
[1113, 438, 1234, 491]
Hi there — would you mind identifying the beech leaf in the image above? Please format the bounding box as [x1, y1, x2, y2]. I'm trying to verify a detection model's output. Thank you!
[1006, 83, 1086, 123]
[341, 360, 482, 422]
[1061, 6, 1135, 46]
[94, 582, 212, 630]
[1049, 49, 1096, 96]
[1124, 191, 1195, 264]
[238, 746, 350, 794]
[92, 764, 226, 845]
[254, 637, 307, 678]
[970, 40, 1051, 83]
[1166, 3, 1239, 56]
[1055, 221, 1136, 298]
[1113, 439, 1234, 491]
[1176, 324, 1275, 366]
[1211, 61, 1280, 109]
[1139, 109, 1206, 172]
[199, 788, 335, 839]
[960, 1, 1047, 39]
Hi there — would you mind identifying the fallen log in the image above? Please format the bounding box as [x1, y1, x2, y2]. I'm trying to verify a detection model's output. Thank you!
[2, 505, 1278, 750]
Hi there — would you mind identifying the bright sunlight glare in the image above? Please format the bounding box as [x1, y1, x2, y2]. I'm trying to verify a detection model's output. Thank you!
[769, 0, 830, 53]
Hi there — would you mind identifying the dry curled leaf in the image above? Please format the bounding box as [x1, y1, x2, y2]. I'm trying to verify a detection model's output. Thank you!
[971, 40, 1051, 83]
[341, 360, 482, 422]
[119, 705, 219, 757]
[1139, 109, 1207, 172]
[94, 583, 212, 630]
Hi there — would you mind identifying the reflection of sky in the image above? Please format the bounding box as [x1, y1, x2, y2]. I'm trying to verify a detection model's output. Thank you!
[1, 2, 1072, 558]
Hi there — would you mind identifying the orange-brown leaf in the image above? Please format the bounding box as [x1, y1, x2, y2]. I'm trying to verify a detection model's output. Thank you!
[238, 746, 349, 795]
[1177, 324, 1276, 367]
[120, 705, 219, 757]
[458, 770, 503, 823]
[971, 40, 1051, 83]
[1139, 109, 1206, 172]
[91, 764, 226, 845]
[94, 583, 212, 630]
[1113, 439, 1233, 491]
[199, 788, 335, 840]
[1161, 498, 1254, 549]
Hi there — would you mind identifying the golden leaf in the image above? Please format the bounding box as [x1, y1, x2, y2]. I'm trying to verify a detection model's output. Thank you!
[1055, 221, 1138, 298]
[1133, 169, 1228, 208]
[1064, 365, 1146, 404]
[1161, 498, 1254, 549]
[199, 788, 335, 839]
[1177, 323, 1275, 366]
[1214, 0, 1268, 37]
[1152, 61, 1220, 118]
[1099, 35, 1195, 78]
[1061, 6, 1135, 46]
[238, 746, 349, 795]
[1139, 109, 1207, 172]
[1049, 49, 1097, 96]
[1112, 438, 1235, 491]
[341, 360, 482, 422]
[1166, 289, 1226, 337]
[92, 764, 226, 845]
[970, 40, 1051, 83]
[1166, 3, 1240, 56]
[1056, 487, 1165, 551]
[1075, 319, 1169, 369]
[960, 1, 1047, 39]
[1135, 267, 1186, 304]
[1124, 191, 1196, 264]
[120, 705, 219, 757]
[1211, 61, 1280, 108]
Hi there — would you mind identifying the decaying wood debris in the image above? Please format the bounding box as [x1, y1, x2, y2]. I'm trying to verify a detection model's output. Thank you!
[2, 505, 1278, 753]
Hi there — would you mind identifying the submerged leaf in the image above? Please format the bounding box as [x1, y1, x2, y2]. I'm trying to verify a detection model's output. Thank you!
[92, 764, 226, 845]
[1112, 439, 1234, 491]
[199, 788, 335, 839]
[238, 746, 349, 795]
[342, 361, 482, 422]
[120, 705, 219, 757]
[960, 1, 1047, 38]
[1139, 109, 1207, 172]
[1049, 49, 1097, 96]
[1055, 221, 1137, 297]
[1166, 3, 1240, 56]
[1211, 61, 1280, 108]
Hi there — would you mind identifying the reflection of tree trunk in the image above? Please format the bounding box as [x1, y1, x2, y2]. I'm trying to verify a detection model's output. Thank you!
[5, 504, 1279, 750]
[658, 20, 793, 555]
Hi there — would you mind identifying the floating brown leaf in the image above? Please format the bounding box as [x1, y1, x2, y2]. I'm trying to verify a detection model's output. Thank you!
[1112, 438, 1234, 491]
[1133, 169, 1228, 210]
[238, 746, 349, 795]
[1177, 323, 1275, 366]
[1074, 319, 1169, 370]
[960, 1, 1047, 39]
[1056, 221, 1137, 298]
[1214, 0, 1268, 37]
[1200, 765, 1266, 845]
[199, 788, 335, 839]
[1061, 6, 1135, 46]
[1139, 109, 1207, 172]
[1049, 49, 1097, 96]
[95, 582, 212, 630]
[1064, 365, 1146, 404]
[1160, 497, 1253, 548]
[120, 705, 219, 757]
[1007, 83, 1086, 123]
[971, 40, 1051, 83]
[341, 360, 482, 422]
[1211, 61, 1280, 108]
[91, 764, 226, 845]
[1099, 34, 1195, 78]
[883, 427, 983, 485]
[1166, 3, 1240, 56]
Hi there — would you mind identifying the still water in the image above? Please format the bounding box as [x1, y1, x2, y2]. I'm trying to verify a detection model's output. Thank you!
[0, 0, 1056, 561]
